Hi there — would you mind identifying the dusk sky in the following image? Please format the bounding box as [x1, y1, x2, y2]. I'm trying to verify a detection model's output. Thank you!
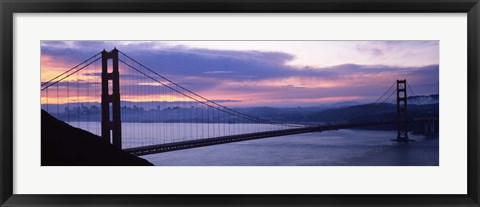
[41, 41, 439, 107]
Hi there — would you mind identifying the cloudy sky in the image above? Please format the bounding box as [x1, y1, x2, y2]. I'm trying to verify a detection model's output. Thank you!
[41, 41, 439, 107]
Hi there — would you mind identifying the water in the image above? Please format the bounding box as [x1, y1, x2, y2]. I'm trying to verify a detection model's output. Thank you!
[67, 122, 438, 166]
[142, 129, 439, 166]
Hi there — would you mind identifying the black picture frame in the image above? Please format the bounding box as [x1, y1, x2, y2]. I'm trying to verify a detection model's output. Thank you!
[1, 0, 479, 206]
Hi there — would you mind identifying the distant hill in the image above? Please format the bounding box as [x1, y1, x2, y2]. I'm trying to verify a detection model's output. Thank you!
[40, 94, 439, 126]
[41, 110, 153, 166]
[40, 94, 437, 113]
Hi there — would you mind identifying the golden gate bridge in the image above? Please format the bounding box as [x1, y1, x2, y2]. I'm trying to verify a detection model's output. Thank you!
[41, 48, 432, 156]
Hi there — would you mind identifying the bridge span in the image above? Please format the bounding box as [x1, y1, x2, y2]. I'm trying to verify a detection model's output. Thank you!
[125, 121, 402, 156]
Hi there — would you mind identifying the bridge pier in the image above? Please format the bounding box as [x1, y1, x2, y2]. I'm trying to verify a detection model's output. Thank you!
[101, 48, 122, 149]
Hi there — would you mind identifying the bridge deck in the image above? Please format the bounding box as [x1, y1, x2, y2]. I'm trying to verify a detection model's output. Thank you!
[124, 121, 398, 156]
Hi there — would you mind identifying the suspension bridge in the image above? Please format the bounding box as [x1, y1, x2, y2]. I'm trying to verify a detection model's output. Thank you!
[41, 48, 432, 156]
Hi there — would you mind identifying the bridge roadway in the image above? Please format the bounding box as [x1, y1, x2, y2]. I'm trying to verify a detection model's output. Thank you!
[124, 121, 399, 156]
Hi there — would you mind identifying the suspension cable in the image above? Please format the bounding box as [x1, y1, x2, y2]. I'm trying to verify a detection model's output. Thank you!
[41, 52, 101, 86]
[339, 81, 397, 123]
[118, 55, 300, 128]
[119, 59, 299, 128]
[118, 50, 302, 128]
[41, 57, 101, 91]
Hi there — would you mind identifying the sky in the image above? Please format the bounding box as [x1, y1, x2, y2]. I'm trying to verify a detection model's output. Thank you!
[41, 40, 439, 107]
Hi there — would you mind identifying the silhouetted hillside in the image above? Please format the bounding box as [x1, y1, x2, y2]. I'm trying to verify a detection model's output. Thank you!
[407, 94, 439, 105]
[307, 103, 438, 123]
[309, 103, 439, 134]
[41, 110, 153, 166]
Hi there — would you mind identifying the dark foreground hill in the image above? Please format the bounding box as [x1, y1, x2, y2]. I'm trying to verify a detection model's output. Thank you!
[41, 110, 153, 166]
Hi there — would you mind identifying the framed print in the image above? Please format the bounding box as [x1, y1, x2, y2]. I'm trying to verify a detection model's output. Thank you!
[1, 0, 479, 206]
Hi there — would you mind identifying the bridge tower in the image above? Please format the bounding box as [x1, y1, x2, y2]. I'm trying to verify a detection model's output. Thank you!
[101, 48, 122, 148]
[396, 79, 409, 142]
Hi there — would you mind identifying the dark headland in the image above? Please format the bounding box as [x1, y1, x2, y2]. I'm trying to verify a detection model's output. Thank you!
[41, 110, 153, 166]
